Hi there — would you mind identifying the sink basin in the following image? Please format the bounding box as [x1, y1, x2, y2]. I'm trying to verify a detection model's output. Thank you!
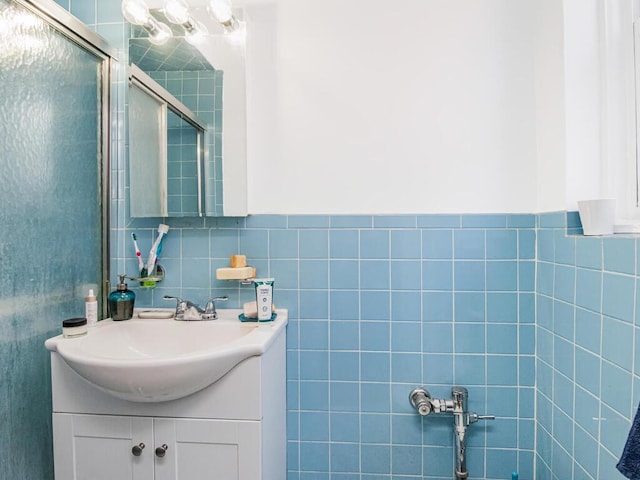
[45, 309, 287, 403]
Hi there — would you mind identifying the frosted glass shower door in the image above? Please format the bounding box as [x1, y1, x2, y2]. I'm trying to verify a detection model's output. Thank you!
[0, 0, 112, 478]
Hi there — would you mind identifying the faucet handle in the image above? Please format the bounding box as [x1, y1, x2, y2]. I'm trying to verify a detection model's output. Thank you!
[467, 412, 495, 425]
[201, 296, 229, 320]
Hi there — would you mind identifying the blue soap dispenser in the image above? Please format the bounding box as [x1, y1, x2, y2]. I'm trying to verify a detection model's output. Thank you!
[108, 274, 135, 321]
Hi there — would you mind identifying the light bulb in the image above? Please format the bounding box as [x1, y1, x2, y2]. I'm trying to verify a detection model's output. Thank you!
[163, 0, 190, 25]
[208, 0, 233, 24]
[225, 20, 246, 45]
[184, 20, 208, 45]
[121, 0, 150, 25]
[147, 20, 172, 45]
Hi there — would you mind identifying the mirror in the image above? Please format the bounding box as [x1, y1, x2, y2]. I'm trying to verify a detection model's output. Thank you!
[127, 7, 247, 218]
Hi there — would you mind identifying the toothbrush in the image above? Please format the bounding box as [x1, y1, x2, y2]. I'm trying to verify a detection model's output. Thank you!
[145, 224, 170, 274]
[131, 233, 146, 276]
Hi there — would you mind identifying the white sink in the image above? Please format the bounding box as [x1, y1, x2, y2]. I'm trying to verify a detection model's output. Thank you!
[45, 309, 287, 403]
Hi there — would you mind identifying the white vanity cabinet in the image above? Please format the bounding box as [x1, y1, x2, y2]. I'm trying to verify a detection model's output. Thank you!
[48, 318, 286, 480]
[53, 414, 260, 480]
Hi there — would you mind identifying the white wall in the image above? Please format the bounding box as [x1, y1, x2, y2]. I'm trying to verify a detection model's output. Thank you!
[244, 0, 539, 214]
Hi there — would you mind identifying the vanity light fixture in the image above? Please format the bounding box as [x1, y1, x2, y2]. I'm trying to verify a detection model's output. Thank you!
[121, 0, 171, 45]
[162, 0, 208, 45]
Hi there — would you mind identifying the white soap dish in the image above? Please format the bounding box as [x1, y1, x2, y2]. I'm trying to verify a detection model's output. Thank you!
[137, 310, 174, 319]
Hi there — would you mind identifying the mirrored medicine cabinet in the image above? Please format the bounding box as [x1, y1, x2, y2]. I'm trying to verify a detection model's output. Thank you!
[127, 8, 248, 218]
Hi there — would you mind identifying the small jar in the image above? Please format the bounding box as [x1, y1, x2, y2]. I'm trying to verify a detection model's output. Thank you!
[62, 317, 88, 338]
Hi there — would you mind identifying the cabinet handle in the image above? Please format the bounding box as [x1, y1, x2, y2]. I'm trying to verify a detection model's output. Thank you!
[131, 443, 145, 456]
[155, 444, 169, 458]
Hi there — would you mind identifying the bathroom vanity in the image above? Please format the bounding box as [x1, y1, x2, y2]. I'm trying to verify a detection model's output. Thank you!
[46, 310, 287, 480]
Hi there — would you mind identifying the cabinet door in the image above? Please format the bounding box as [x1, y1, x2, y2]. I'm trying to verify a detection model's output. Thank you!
[154, 418, 260, 480]
[53, 413, 154, 480]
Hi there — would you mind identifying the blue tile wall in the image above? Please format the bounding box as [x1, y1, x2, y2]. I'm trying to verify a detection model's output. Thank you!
[123, 215, 536, 479]
[536, 212, 639, 480]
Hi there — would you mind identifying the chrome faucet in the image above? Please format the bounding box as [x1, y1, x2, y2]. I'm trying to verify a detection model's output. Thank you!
[163, 295, 228, 320]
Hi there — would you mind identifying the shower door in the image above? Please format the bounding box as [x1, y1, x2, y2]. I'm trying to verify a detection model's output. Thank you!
[0, 0, 114, 478]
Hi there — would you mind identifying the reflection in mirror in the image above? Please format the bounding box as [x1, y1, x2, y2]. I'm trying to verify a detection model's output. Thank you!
[127, 6, 247, 218]
[129, 65, 207, 217]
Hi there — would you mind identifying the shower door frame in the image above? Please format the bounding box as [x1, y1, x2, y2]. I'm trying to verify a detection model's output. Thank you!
[12, 0, 117, 317]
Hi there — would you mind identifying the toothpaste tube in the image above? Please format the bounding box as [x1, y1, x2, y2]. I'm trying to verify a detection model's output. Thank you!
[254, 278, 275, 321]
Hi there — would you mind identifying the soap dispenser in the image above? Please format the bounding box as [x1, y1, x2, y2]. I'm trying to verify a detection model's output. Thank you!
[108, 275, 135, 321]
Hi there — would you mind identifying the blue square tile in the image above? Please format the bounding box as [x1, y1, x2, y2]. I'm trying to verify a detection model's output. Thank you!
[300, 320, 328, 349]
[486, 386, 518, 417]
[299, 381, 329, 410]
[422, 260, 453, 290]
[575, 268, 602, 312]
[554, 229, 576, 265]
[71, 1, 96, 25]
[462, 214, 507, 228]
[391, 445, 422, 475]
[487, 355, 517, 385]
[391, 230, 421, 259]
[454, 261, 485, 291]
[299, 230, 329, 258]
[507, 214, 536, 228]
[330, 352, 360, 381]
[554, 265, 575, 303]
[391, 292, 422, 321]
[391, 261, 421, 290]
[360, 230, 390, 258]
[239, 229, 269, 258]
[454, 230, 485, 259]
[518, 229, 536, 259]
[422, 353, 454, 384]
[554, 336, 574, 378]
[360, 382, 390, 412]
[486, 261, 518, 291]
[537, 229, 555, 263]
[300, 442, 329, 472]
[574, 386, 600, 438]
[602, 272, 635, 322]
[270, 229, 299, 258]
[487, 292, 522, 323]
[575, 308, 601, 354]
[330, 443, 360, 473]
[330, 230, 359, 258]
[423, 292, 453, 321]
[360, 260, 390, 289]
[604, 237, 635, 274]
[454, 292, 485, 323]
[300, 411, 329, 441]
[455, 324, 485, 353]
[246, 215, 287, 228]
[602, 316, 633, 370]
[486, 230, 517, 259]
[519, 261, 535, 291]
[391, 353, 422, 383]
[537, 261, 554, 296]
[330, 291, 359, 320]
[422, 230, 453, 259]
[360, 291, 390, 320]
[487, 324, 517, 354]
[454, 355, 486, 385]
[329, 321, 359, 350]
[576, 237, 602, 269]
[422, 446, 455, 477]
[361, 352, 390, 382]
[270, 259, 299, 289]
[300, 259, 329, 289]
[300, 351, 329, 380]
[423, 323, 453, 353]
[299, 290, 329, 319]
[519, 324, 535, 354]
[330, 260, 359, 289]
[361, 321, 390, 351]
[330, 412, 360, 442]
[391, 322, 422, 352]
[575, 349, 601, 396]
[539, 212, 566, 228]
[361, 444, 390, 474]
[330, 382, 360, 411]
[391, 414, 423, 445]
